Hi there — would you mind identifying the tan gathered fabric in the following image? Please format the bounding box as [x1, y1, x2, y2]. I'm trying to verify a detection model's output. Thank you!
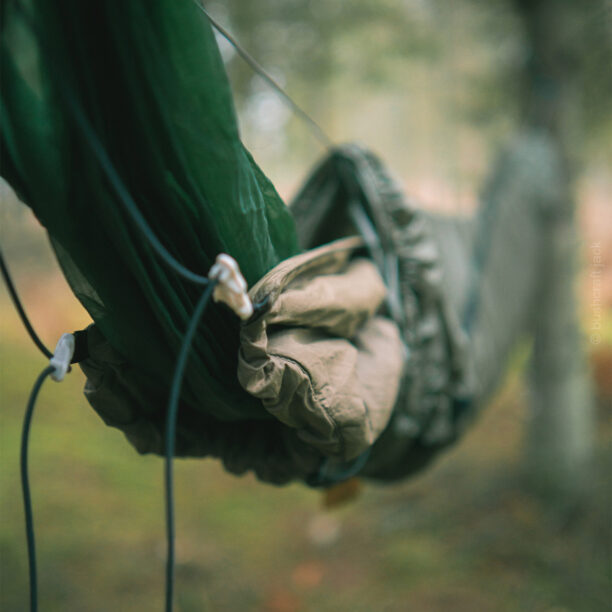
[237, 237, 405, 462]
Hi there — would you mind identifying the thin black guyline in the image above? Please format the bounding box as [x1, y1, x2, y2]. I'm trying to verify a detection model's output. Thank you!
[197, 1, 334, 150]
[0, 248, 53, 359]
[20, 365, 56, 612]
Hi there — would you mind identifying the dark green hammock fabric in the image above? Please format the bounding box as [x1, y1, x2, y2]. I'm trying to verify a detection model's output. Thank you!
[1, 0, 300, 420]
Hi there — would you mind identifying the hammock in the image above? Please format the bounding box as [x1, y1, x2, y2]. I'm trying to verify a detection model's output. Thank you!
[2, 0, 476, 487]
[1, 0, 572, 487]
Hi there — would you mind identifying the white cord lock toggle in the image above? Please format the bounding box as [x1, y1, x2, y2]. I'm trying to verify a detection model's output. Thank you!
[49, 333, 75, 382]
[208, 254, 254, 320]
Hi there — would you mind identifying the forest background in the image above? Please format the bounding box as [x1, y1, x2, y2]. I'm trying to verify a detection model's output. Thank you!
[1, 1, 610, 610]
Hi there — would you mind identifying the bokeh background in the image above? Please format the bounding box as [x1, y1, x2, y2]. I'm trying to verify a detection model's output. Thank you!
[1, 0, 611, 610]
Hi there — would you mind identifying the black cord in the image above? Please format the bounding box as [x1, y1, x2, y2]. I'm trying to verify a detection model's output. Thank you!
[164, 280, 217, 612]
[0, 248, 52, 359]
[62, 93, 212, 287]
[21, 364, 56, 612]
[196, 1, 334, 150]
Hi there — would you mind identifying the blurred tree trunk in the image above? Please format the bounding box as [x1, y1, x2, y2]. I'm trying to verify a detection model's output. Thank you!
[515, 0, 596, 498]
[526, 198, 595, 498]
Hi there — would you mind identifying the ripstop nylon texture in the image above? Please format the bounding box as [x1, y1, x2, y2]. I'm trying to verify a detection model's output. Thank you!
[1, 0, 300, 420]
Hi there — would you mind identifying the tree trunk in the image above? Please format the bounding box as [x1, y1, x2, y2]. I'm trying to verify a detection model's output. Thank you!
[515, 0, 596, 498]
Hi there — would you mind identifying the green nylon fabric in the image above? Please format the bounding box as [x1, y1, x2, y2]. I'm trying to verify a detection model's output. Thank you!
[1, 0, 300, 420]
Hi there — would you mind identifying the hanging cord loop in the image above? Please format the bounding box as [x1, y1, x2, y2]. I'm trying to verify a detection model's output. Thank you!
[20, 334, 76, 612]
[4, 248, 249, 612]
[164, 254, 249, 611]
[0, 243, 80, 611]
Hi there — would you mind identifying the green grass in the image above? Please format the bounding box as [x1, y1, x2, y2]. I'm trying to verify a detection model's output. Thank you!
[1, 319, 610, 611]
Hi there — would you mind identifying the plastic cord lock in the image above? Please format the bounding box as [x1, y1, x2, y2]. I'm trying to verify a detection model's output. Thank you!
[208, 254, 253, 320]
[49, 333, 75, 382]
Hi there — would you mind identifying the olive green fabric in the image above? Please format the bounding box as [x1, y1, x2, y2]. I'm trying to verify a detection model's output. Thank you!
[1, 0, 299, 419]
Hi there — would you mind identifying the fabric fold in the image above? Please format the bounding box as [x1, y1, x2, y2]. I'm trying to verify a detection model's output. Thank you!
[238, 237, 405, 461]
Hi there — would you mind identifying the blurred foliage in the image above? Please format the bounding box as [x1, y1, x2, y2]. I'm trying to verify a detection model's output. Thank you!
[214, 0, 611, 130]
[511, 0, 612, 141]
[205, 0, 610, 200]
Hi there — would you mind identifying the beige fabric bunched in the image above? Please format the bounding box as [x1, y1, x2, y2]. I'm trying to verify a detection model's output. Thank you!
[238, 237, 405, 462]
